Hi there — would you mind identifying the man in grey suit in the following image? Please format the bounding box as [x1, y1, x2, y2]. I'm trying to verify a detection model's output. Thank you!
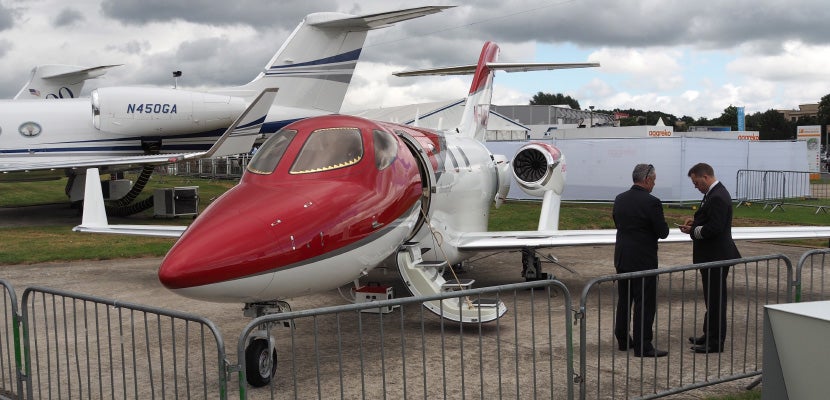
[679, 162, 741, 353]
[613, 164, 670, 357]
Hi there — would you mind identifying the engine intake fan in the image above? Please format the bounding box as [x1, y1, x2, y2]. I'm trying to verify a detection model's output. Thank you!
[512, 142, 566, 197]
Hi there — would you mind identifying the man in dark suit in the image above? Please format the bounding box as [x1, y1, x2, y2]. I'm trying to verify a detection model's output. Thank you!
[679, 163, 741, 353]
[613, 164, 670, 357]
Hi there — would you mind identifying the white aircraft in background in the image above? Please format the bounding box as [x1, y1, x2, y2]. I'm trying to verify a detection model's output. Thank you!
[14, 64, 121, 100]
[0, 6, 450, 209]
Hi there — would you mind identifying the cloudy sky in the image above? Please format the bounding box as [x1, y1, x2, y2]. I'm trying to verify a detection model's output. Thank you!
[1, 0, 829, 119]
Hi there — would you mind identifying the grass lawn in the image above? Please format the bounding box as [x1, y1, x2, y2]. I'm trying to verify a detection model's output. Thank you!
[1, 173, 829, 264]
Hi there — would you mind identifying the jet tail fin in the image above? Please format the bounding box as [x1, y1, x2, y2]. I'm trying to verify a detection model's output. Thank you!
[216, 6, 451, 113]
[394, 42, 599, 141]
[14, 64, 121, 100]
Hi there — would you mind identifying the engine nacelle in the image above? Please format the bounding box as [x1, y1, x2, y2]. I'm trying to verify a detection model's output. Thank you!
[91, 87, 246, 136]
[512, 142, 567, 197]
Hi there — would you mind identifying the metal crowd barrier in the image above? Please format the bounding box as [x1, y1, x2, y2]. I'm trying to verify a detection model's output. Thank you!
[795, 248, 830, 302]
[735, 169, 830, 213]
[19, 286, 228, 400]
[578, 255, 792, 400]
[1, 248, 830, 399]
[0, 280, 22, 399]
[237, 280, 574, 400]
[167, 156, 251, 181]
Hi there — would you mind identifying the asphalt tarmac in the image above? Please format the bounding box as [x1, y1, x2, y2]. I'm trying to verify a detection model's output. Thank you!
[0, 202, 819, 398]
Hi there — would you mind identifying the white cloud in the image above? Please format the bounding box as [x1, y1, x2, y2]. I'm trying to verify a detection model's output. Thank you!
[1, 0, 830, 121]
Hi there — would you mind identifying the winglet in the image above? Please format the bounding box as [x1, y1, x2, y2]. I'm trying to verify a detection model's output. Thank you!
[74, 167, 187, 238]
[195, 88, 278, 159]
[77, 168, 108, 229]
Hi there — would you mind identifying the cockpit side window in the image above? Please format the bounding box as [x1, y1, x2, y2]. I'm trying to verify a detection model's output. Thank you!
[374, 129, 398, 170]
[247, 129, 297, 175]
[290, 128, 363, 174]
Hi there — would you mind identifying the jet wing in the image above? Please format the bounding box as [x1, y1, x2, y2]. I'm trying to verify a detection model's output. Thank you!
[394, 62, 600, 77]
[0, 88, 277, 175]
[457, 226, 830, 251]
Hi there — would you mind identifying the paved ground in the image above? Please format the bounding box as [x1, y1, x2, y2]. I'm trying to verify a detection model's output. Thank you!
[0, 203, 820, 398]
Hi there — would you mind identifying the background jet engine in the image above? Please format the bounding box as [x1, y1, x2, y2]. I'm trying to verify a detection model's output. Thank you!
[511, 142, 567, 197]
[91, 87, 246, 136]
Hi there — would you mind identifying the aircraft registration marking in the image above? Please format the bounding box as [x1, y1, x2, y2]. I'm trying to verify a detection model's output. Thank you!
[127, 104, 178, 114]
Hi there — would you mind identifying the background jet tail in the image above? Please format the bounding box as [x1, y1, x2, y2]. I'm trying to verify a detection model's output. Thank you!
[215, 6, 451, 114]
[13, 64, 121, 100]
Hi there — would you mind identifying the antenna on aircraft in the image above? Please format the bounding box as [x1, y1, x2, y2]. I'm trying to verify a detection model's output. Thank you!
[172, 71, 182, 88]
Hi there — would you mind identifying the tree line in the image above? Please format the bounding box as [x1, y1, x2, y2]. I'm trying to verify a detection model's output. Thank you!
[529, 91, 830, 141]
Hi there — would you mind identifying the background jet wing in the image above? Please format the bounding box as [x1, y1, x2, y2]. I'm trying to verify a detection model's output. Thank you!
[457, 226, 830, 251]
[0, 153, 191, 173]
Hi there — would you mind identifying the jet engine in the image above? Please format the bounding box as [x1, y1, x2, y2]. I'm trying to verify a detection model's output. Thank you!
[91, 87, 246, 136]
[511, 142, 566, 197]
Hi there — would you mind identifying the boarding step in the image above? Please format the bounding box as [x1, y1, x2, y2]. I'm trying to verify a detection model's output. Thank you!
[416, 260, 448, 269]
[441, 278, 475, 292]
[402, 241, 423, 264]
[470, 299, 501, 308]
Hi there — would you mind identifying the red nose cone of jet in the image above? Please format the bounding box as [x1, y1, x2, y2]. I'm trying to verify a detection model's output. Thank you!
[158, 184, 297, 290]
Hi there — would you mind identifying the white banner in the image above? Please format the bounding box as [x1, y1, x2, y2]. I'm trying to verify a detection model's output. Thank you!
[486, 137, 808, 202]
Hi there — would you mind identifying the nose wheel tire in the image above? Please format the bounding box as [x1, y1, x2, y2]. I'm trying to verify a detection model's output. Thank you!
[245, 338, 277, 387]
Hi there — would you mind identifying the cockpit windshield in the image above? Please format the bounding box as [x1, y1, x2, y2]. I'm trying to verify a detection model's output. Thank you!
[247, 129, 297, 175]
[290, 128, 363, 174]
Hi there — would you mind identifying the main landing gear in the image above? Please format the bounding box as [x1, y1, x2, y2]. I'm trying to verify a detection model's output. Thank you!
[521, 248, 573, 281]
[242, 301, 292, 387]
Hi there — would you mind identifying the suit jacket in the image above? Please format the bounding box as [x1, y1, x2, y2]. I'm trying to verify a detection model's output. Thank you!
[613, 185, 670, 272]
[689, 182, 741, 263]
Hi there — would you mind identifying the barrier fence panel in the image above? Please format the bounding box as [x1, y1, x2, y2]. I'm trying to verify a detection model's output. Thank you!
[20, 286, 228, 400]
[735, 170, 785, 204]
[0, 280, 22, 399]
[578, 255, 792, 400]
[736, 169, 830, 212]
[237, 280, 574, 400]
[795, 248, 830, 302]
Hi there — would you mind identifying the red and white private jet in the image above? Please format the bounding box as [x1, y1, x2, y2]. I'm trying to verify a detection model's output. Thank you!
[75, 41, 830, 386]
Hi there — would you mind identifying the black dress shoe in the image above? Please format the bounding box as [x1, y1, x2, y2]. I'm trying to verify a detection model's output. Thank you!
[634, 348, 668, 357]
[691, 344, 723, 353]
[617, 336, 635, 351]
[688, 335, 706, 345]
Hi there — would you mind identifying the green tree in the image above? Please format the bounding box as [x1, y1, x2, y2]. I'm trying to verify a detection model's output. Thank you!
[714, 105, 739, 130]
[818, 93, 830, 126]
[529, 92, 581, 109]
[755, 109, 794, 140]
